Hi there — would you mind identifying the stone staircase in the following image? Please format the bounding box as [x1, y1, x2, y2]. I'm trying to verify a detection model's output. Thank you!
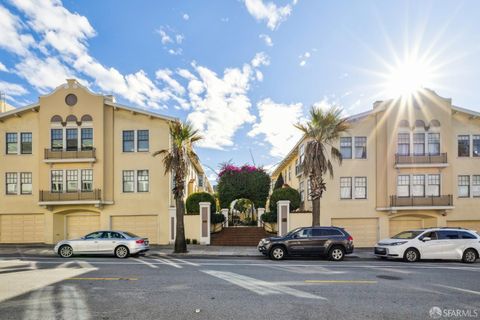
[211, 227, 272, 246]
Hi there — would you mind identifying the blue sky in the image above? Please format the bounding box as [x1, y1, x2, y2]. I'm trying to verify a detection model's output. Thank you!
[1, 0, 480, 183]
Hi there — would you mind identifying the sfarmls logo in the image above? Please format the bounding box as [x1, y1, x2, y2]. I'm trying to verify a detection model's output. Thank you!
[430, 306, 479, 319]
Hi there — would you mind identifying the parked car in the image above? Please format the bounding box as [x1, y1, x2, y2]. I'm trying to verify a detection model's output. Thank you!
[374, 227, 480, 263]
[54, 230, 150, 259]
[257, 226, 354, 261]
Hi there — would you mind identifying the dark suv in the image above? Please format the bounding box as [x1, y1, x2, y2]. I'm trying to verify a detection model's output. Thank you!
[257, 227, 354, 261]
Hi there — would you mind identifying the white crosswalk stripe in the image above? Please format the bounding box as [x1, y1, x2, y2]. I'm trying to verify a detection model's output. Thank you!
[202, 270, 327, 300]
[152, 258, 182, 269]
[133, 258, 159, 269]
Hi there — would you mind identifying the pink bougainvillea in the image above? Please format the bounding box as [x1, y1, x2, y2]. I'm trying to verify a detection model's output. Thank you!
[218, 163, 264, 177]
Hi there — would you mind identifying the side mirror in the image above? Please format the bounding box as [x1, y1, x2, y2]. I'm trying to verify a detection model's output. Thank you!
[292, 234, 299, 239]
[422, 237, 431, 242]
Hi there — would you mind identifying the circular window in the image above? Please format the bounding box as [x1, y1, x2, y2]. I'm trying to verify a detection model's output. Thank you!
[65, 94, 77, 106]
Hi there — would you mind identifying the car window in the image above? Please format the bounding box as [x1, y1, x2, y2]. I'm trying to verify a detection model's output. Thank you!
[297, 229, 312, 238]
[314, 228, 343, 237]
[438, 231, 460, 240]
[85, 232, 103, 239]
[459, 231, 477, 239]
[101, 232, 125, 239]
[392, 231, 423, 239]
[421, 231, 438, 240]
[123, 231, 139, 238]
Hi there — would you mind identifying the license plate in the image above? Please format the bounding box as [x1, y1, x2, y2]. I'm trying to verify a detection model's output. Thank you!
[145, 241, 149, 246]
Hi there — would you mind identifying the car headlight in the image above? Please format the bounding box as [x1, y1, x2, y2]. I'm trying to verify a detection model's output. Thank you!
[390, 241, 408, 246]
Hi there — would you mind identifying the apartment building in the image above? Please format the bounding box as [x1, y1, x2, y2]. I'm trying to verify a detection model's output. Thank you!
[0, 79, 211, 244]
[272, 89, 480, 247]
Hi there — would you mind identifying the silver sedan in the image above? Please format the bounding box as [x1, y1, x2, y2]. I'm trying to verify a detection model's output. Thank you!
[54, 230, 150, 258]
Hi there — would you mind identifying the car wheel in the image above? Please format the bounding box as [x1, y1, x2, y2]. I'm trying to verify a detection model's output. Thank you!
[403, 248, 420, 262]
[115, 245, 129, 259]
[59, 245, 73, 258]
[329, 246, 345, 261]
[269, 246, 286, 260]
[462, 249, 477, 264]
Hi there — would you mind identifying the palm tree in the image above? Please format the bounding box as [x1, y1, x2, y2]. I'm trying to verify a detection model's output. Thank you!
[153, 120, 202, 253]
[295, 106, 349, 226]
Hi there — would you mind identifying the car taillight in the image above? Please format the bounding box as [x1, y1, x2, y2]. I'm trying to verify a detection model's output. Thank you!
[136, 239, 144, 244]
[347, 236, 353, 242]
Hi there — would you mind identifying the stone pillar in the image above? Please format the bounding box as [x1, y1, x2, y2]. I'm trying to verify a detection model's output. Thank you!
[221, 208, 229, 227]
[257, 208, 265, 227]
[199, 202, 211, 245]
[169, 207, 176, 244]
[277, 200, 290, 236]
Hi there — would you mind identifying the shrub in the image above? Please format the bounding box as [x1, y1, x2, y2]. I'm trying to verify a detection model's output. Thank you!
[268, 187, 301, 214]
[186, 238, 191, 244]
[211, 212, 226, 224]
[261, 211, 277, 223]
[192, 239, 198, 244]
[186, 192, 216, 215]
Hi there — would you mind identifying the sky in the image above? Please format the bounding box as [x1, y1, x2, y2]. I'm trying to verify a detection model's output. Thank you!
[1, 0, 480, 184]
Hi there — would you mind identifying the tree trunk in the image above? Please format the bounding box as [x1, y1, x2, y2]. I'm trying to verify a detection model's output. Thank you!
[312, 197, 320, 226]
[174, 197, 187, 253]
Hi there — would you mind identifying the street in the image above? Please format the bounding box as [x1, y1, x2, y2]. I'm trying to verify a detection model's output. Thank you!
[0, 253, 479, 320]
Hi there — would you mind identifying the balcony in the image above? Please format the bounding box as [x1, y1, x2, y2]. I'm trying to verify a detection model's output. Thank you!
[389, 195, 453, 209]
[44, 148, 96, 163]
[394, 153, 448, 168]
[39, 189, 102, 206]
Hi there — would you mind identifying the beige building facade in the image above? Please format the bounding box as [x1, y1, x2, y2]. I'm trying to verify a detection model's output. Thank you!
[0, 79, 211, 244]
[272, 89, 480, 247]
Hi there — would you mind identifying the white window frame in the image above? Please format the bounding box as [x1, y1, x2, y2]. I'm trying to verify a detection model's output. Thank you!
[354, 177, 367, 199]
[340, 177, 352, 199]
[458, 175, 470, 198]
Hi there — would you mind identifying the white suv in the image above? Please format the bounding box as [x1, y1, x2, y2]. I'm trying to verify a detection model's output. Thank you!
[374, 228, 480, 263]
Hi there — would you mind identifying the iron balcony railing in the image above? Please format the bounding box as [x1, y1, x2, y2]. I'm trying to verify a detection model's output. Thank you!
[44, 148, 96, 160]
[395, 153, 447, 165]
[39, 189, 101, 202]
[390, 195, 453, 207]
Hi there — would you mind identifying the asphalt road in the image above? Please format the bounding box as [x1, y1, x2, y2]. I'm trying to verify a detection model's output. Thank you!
[0, 253, 479, 320]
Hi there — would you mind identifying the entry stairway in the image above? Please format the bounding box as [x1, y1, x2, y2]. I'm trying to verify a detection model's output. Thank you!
[211, 227, 272, 246]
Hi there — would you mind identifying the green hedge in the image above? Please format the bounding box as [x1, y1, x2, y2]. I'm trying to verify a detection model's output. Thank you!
[211, 212, 226, 224]
[261, 212, 277, 223]
[186, 192, 216, 215]
[268, 187, 301, 214]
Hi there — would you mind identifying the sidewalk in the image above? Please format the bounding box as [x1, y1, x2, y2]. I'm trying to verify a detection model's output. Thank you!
[0, 244, 376, 259]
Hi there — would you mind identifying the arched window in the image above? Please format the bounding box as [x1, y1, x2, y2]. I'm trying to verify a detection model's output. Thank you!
[430, 119, 441, 127]
[51, 115, 62, 123]
[415, 120, 426, 128]
[66, 115, 78, 123]
[399, 120, 409, 128]
[81, 114, 93, 122]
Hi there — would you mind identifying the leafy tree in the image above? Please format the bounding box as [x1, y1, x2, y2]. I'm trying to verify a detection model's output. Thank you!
[186, 192, 216, 214]
[153, 120, 202, 253]
[217, 164, 270, 209]
[295, 106, 349, 226]
[273, 173, 284, 190]
[269, 187, 301, 214]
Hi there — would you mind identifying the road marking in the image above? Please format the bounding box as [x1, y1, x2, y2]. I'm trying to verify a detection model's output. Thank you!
[164, 256, 200, 267]
[24, 286, 55, 320]
[152, 257, 182, 269]
[68, 277, 138, 281]
[304, 280, 377, 284]
[133, 258, 159, 269]
[202, 270, 327, 300]
[435, 284, 480, 296]
[60, 285, 90, 320]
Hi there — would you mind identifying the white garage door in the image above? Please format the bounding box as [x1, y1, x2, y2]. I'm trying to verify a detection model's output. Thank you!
[389, 219, 423, 237]
[447, 220, 480, 232]
[0, 214, 45, 243]
[111, 215, 158, 244]
[66, 215, 100, 240]
[331, 218, 378, 247]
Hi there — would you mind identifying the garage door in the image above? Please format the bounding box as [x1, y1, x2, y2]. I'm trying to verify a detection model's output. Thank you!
[66, 215, 100, 240]
[389, 219, 423, 237]
[331, 218, 378, 247]
[111, 215, 158, 244]
[447, 220, 480, 232]
[0, 214, 45, 243]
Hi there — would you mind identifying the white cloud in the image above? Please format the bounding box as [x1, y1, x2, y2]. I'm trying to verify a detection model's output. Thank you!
[168, 48, 183, 56]
[156, 28, 172, 44]
[248, 98, 304, 157]
[155, 69, 185, 95]
[0, 62, 8, 72]
[244, 0, 295, 30]
[251, 52, 270, 68]
[259, 34, 273, 46]
[182, 13, 189, 21]
[299, 51, 311, 67]
[0, 80, 28, 96]
[0, 5, 35, 56]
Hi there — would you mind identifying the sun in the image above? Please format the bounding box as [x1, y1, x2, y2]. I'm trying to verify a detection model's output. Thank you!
[384, 54, 435, 98]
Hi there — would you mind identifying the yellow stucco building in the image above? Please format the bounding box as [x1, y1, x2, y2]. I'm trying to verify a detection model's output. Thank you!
[272, 89, 480, 247]
[0, 79, 211, 244]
